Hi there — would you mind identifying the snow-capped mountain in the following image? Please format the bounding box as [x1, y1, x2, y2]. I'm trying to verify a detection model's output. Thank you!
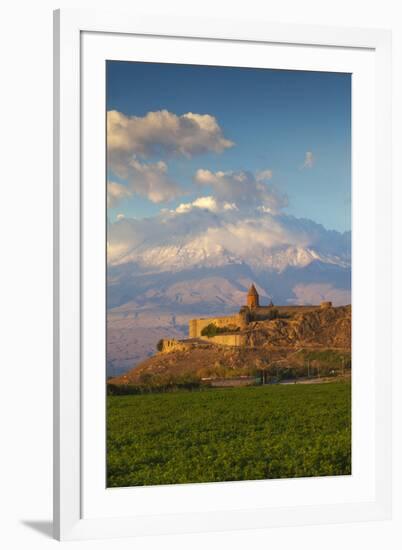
[106, 208, 351, 375]
[130, 242, 349, 274]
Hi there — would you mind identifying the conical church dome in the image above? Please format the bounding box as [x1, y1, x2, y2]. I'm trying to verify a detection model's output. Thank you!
[247, 284, 259, 308]
[248, 284, 258, 296]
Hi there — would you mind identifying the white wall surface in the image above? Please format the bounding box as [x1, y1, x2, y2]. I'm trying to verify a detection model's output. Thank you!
[0, 0, 401, 548]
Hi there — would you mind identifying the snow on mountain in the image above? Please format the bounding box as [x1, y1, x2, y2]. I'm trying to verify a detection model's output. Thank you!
[136, 242, 349, 273]
[106, 208, 351, 374]
[108, 207, 350, 273]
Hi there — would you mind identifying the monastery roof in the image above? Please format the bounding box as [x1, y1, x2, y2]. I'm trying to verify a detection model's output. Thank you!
[248, 284, 259, 296]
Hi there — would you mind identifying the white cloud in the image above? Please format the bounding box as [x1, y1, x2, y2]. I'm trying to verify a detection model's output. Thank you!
[127, 158, 182, 203]
[109, 159, 182, 204]
[107, 109, 234, 205]
[256, 169, 273, 181]
[175, 195, 237, 214]
[194, 168, 287, 213]
[107, 181, 132, 208]
[290, 283, 350, 306]
[116, 213, 125, 220]
[302, 151, 314, 169]
[107, 201, 349, 269]
[107, 109, 234, 159]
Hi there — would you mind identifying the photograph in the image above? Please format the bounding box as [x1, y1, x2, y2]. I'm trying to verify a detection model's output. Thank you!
[0, 0, 395, 545]
[105, 61, 352, 488]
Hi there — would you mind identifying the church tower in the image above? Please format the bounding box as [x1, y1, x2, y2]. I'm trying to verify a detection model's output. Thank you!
[247, 284, 259, 309]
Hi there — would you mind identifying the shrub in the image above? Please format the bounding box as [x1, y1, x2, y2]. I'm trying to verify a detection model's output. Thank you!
[139, 372, 152, 385]
[201, 323, 219, 337]
[201, 323, 235, 337]
[156, 339, 164, 352]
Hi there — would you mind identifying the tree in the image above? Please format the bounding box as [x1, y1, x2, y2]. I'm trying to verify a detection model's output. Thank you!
[139, 371, 152, 385]
[201, 323, 219, 337]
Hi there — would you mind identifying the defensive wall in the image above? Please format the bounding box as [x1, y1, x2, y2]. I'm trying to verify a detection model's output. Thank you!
[159, 333, 246, 353]
[189, 303, 332, 338]
[249, 304, 330, 321]
[161, 300, 334, 352]
[189, 314, 245, 338]
[199, 333, 246, 347]
[159, 339, 189, 353]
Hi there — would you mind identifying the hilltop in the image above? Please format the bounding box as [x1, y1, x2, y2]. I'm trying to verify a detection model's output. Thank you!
[243, 304, 351, 349]
[108, 304, 351, 388]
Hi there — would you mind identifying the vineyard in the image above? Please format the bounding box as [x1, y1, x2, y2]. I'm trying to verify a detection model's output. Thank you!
[107, 381, 351, 487]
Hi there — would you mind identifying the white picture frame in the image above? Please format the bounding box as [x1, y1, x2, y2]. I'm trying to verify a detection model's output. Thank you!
[53, 8, 392, 541]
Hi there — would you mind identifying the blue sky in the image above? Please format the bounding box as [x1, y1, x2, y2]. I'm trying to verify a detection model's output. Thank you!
[107, 61, 351, 232]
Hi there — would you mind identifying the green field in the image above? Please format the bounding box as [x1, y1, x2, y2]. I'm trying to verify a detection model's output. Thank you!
[107, 381, 351, 487]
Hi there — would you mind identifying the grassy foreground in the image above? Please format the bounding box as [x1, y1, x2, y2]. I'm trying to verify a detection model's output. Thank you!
[107, 381, 351, 487]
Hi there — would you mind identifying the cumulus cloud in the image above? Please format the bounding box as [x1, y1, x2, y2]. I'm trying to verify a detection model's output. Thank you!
[175, 195, 237, 214]
[302, 151, 314, 169]
[256, 169, 273, 181]
[107, 109, 234, 159]
[107, 109, 234, 205]
[107, 181, 132, 208]
[127, 159, 182, 203]
[109, 159, 182, 205]
[194, 168, 287, 213]
[107, 202, 349, 269]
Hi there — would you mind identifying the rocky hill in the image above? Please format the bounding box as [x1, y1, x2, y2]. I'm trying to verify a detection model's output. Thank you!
[108, 305, 351, 387]
[244, 304, 351, 349]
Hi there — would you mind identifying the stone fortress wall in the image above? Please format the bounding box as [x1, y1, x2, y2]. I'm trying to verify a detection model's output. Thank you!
[189, 314, 245, 338]
[188, 299, 333, 339]
[159, 339, 189, 353]
[199, 333, 246, 346]
[160, 332, 247, 352]
[159, 286, 334, 352]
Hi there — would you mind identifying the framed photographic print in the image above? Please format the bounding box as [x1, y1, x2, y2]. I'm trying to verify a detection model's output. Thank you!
[54, 9, 392, 541]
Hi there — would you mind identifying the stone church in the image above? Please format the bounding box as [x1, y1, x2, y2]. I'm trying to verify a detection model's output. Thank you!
[188, 284, 332, 339]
